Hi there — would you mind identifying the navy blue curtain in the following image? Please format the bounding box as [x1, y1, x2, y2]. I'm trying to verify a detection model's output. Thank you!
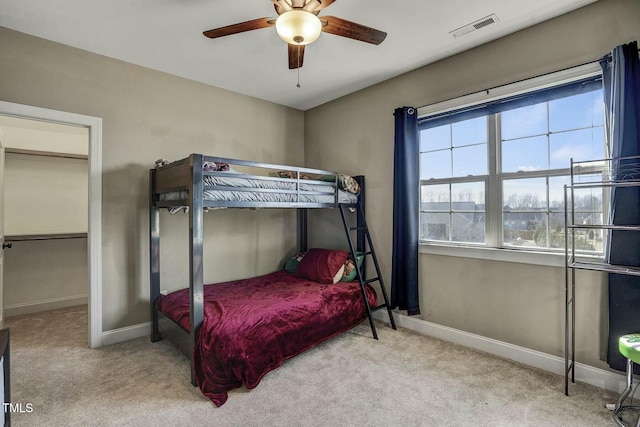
[391, 107, 420, 315]
[601, 41, 640, 372]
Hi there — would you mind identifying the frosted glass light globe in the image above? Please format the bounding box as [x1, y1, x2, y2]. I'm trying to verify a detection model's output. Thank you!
[275, 10, 322, 45]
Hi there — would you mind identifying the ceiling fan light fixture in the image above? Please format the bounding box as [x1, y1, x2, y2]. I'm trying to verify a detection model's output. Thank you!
[275, 10, 322, 45]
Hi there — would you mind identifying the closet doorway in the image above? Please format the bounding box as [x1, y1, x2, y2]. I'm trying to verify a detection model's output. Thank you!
[0, 102, 102, 349]
[1, 115, 88, 316]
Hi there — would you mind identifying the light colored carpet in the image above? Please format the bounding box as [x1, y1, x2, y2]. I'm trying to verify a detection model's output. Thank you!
[3, 306, 630, 426]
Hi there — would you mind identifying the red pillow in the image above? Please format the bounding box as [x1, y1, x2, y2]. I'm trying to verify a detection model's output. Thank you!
[293, 248, 349, 284]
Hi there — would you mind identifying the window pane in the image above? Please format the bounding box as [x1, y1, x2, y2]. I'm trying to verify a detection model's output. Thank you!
[421, 184, 449, 211]
[503, 212, 547, 248]
[452, 212, 485, 243]
[570, 227, 603, 253]
[452, 182, 485, 243]
[452, 116, 486, 147]
[421, 181, 485, 244]
[547, 213, 565, 249]
[572, 186, 604, 225]
[549, 176, 570, 212]
[451, 182, 485, 206]
[502, 135, 548, 172]
[550, 127, 605, 169]
[568, 216, 601, 253]
[572, 169, 607, 185]
[591, 89, 605, 127]
[452, 144, 487, 177]
[421, 150, 451, 179]
[549, 90, 604, 132]
[501, 103, 548, 140]
[420, 125, 450, 152]
[420, 212, 449, 241]
[503, 178, 547, 211]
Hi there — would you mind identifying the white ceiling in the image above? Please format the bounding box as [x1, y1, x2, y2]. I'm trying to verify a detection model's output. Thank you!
[0, 0, 598, 111]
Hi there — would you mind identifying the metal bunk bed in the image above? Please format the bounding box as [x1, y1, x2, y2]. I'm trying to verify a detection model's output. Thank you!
[149, 153, 396, 388]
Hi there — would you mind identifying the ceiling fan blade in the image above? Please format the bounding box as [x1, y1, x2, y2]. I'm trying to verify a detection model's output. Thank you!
[203, 18, 274, 39]
[288, 44, 305, 69]
[320, 16, 387, 45]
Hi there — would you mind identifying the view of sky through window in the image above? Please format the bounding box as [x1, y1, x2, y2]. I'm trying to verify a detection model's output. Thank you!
[419, 85, 605, 251]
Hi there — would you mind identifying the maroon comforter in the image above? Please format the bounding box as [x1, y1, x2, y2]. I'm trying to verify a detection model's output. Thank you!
[156, 270, 377, 406]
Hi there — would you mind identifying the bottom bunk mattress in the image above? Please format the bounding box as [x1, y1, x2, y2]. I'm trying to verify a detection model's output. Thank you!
[156, 270, 377, 406]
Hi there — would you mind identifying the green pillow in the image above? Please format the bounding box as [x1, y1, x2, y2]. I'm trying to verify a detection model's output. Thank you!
[284, 258, 299, 273]
[284, 252, 306, 273]
[341, 252, 365, 282]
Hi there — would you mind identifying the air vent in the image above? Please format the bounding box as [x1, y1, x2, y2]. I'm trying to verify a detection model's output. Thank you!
[450, 14, 499, 38]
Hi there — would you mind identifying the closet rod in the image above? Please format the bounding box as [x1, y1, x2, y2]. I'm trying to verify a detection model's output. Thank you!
[5, 148, 88, 160]
[5, 233, 87, 242]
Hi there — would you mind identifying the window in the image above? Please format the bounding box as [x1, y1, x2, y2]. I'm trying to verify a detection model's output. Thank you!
[418, 67, 606, 254]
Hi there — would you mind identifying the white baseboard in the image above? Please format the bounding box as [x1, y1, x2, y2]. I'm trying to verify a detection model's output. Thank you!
[101, 321, 151, 347]
[99, 311, 628, 394]
[5, 295, 88, 318]
[374, 311, 628, 394]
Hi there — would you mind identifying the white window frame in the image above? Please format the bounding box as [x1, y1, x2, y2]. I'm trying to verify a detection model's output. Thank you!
[417, 63, 603, 267]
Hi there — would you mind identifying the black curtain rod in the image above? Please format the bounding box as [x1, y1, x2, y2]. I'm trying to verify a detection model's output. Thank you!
[418, 46, 639, 111]
[418, 58, 602, 111]
[480, 46, 640, 98]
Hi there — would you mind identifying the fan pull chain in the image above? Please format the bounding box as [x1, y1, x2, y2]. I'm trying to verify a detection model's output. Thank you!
[296, 48, 301, 88]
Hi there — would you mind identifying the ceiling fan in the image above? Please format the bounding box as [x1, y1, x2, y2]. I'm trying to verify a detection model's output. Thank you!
[203, 0, 387, 70]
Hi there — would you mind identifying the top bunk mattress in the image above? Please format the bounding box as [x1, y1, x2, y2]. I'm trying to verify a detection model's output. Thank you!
[152, 155, 361, 207]
[160, 173, 358, 204]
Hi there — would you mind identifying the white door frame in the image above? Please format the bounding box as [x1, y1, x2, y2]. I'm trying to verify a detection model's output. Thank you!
[0, 129, 5, 328]
[0, 101, 102, 349]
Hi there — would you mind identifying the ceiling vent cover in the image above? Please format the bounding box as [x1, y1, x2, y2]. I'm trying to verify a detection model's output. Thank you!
[450, 14, 499, 38]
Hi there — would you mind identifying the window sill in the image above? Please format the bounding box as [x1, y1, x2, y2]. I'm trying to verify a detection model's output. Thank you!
[419, 243, 566, 267]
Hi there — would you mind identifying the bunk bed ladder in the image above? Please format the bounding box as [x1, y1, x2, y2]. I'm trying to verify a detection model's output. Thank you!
[339, 203, 397, 340]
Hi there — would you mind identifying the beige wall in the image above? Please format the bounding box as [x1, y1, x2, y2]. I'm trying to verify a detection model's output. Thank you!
[305, 0, 640, 370]
[0, 27, 305, 330]
[5, 154, 88, 235]
[4, 238, 88, 317]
